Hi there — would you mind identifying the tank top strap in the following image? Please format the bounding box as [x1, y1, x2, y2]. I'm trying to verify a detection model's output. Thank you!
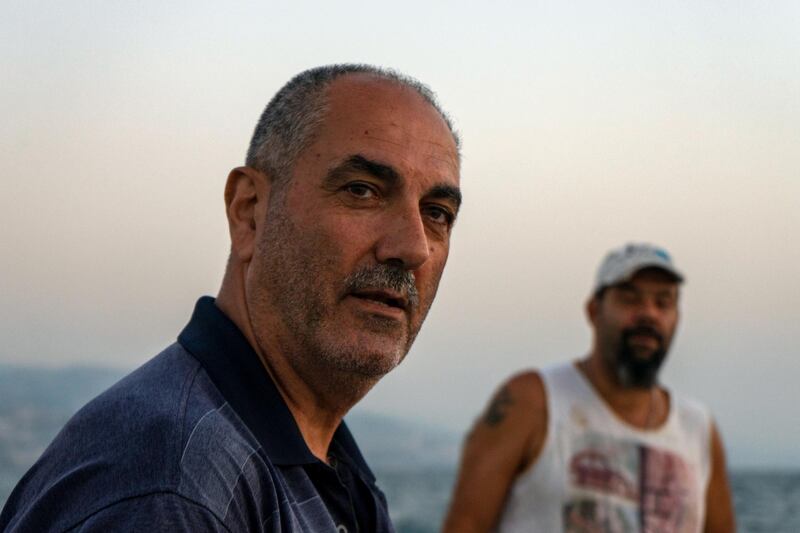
[540, 361, 597, 420]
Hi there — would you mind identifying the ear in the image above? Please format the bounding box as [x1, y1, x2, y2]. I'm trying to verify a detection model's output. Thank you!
[224, 166, 271, 263]
[586, 297, 599, 326]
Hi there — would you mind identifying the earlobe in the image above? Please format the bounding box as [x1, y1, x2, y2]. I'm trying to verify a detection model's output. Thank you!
[224, 166, 270, 262]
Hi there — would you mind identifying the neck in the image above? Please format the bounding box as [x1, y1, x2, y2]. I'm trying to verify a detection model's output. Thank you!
[216, 269, 372, 462]
[579, 351, 665, 430]
[258, 341, 376, 461]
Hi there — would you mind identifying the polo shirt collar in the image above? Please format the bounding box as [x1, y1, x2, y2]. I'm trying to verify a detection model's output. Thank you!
[177, 296, 375, 482]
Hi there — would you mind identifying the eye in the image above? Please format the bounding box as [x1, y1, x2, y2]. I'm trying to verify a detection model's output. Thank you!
[617, 289, 639, 305]
[423, 205, 455, 227]
[343, 182, 378, 199]
[656, 296, 676, 310]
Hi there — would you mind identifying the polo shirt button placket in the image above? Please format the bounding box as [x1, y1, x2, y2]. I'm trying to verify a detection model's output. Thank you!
[328, 453, 360, 533]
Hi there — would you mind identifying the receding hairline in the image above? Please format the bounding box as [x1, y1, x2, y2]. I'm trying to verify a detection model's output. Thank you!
[326, 68, 460, 148]
[323, 72, 460, 147]
[245, 64, 461, 184]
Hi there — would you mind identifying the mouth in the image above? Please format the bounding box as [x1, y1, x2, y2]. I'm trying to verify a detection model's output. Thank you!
[629, 332, 660, 342]
[349, 289, 409, 312]
[624, 327, 662, 342]
[622, 327, 664, 352]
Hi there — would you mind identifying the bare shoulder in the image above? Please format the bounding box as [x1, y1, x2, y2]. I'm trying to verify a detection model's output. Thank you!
[479, 370, 545, 427]
[508, 370, 546, 407]
[464, 369, 549, 473]
[486, 370, 546, 420]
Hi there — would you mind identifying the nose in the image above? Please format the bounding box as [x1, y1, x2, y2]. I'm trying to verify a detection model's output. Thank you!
[634, 298, 660, 324]
[374, 205, 431, 271]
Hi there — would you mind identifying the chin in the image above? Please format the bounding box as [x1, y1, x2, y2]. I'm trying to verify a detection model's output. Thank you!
[316, 335, 407, 378]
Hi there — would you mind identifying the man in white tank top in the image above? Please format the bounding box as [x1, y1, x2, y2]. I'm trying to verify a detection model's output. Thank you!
[444, 243, 735, 532]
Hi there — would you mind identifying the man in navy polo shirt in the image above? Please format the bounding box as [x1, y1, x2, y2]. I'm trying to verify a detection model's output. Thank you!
[1, 64, 462, 532]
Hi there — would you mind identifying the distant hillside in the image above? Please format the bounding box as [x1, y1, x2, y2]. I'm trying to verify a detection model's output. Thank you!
[0, 365, 125, 502]
[0, 365, 126, 412]
[346, 410, 461, 469]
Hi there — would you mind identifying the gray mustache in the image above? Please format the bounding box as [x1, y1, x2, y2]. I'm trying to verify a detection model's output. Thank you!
[345, 265, 419, 309]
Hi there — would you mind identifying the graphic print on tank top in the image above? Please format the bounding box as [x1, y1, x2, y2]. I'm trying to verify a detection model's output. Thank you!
[563, 430, 700, 533]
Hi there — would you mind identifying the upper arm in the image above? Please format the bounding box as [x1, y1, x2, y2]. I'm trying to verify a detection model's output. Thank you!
[703, 421, 736, 533]
[442, 371, 548, 533]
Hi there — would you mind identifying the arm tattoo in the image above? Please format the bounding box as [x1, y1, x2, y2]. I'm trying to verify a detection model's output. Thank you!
[483, 386, 513, 426]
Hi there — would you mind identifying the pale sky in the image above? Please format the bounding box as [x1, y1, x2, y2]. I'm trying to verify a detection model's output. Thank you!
[1, 1, 798, 469]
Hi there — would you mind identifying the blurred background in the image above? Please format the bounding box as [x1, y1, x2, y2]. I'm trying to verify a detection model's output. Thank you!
[2, 1, 798, 531]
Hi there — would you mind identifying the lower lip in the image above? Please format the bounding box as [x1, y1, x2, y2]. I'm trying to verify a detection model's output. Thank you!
[347, 295, 406, 319]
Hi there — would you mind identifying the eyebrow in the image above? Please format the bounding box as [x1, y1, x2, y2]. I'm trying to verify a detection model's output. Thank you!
[614, 282, 677, 297]
[325, 155, 401, 187]
[325, 154, 462, 210]
[429, 184, 462, 210]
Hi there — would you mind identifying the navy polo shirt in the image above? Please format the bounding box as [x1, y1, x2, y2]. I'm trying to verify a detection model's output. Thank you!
[0, 297, 394, 532]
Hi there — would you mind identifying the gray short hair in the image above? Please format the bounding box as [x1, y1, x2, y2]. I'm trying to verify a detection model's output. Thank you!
[245, 64, 460, 184]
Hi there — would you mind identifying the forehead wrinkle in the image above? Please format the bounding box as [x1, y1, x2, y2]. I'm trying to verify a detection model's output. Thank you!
[362, 131, 459, 172]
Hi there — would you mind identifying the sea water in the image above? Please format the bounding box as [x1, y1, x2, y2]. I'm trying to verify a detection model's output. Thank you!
[375, 466, 800, 533]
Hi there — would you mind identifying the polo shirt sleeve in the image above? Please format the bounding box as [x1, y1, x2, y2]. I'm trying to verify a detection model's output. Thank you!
[70, 492, 231, 532]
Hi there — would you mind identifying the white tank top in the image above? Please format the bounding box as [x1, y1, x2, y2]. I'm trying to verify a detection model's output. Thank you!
[497, 362, 712, 533]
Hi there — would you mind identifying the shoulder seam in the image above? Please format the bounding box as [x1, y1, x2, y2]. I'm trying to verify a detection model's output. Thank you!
[179, 402, 230, 465]
[176, 360, 206, 459]
[63, 490, 233, 533]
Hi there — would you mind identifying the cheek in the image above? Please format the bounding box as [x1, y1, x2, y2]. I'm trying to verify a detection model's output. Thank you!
[600, 315, 630, 340]
[665, 315, 679, 336]
[323, 211, 378, 247]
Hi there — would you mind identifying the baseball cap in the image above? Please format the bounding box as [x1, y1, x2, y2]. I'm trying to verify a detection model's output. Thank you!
[593, 243, 684, 295]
